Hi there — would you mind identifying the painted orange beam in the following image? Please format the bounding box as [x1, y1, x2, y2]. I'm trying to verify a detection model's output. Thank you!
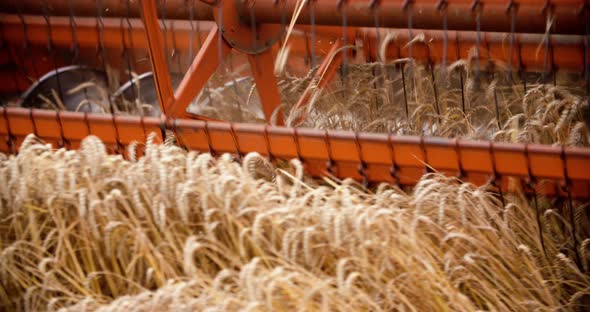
[248, 48, 285, 125]
[138, 0, 174, 115]
[1, 107, 589, 198]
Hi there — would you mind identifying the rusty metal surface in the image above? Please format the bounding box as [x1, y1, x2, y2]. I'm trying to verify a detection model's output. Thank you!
[0, 106, 588, 198]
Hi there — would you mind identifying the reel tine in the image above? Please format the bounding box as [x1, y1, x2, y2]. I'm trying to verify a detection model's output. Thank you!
[523, 143, 548, 261]
[189, 0, 195, 63]
[338, 0, 348, 88]
[488, 141, 505, 208]
[249, 2, 259, 69]
[96, 0, 115, 114]
[67, 0, 80, 64]
[160, 0, 171, 71]
[472, 0, 482, 89]
[542, 2, 553, 87]
[400, 62, 409, 127]
[404, 0, 413, 80]
[68, 0, 92, 104]
[586, 13, 590, 106]
[506, 0, 518, 83]
[310, 0, 316, 69]
[372, 0, 381, 62]
[43, 1, 66, 106]
[454, 34, 467, 115]
[170, 21, 182, 74]
[324, 129, 336, 175]
[561, 144, 583, 270]
[437, 0, 448, 83]
[123, 0, 138, 104]
[16, 1, 41, 79]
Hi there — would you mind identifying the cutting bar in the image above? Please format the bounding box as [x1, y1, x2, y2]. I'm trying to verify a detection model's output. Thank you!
[1, 107, 588, 198]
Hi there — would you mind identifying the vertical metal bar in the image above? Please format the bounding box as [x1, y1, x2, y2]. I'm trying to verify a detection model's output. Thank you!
[430, 63, 441, 117]
[342, 1, 348, 79]
[491, 71, 501, 130]
[542, 2, 552, 86]
[218, 5, 224, 73]
[124, 0, 138, 102]
[139, 0, 174, 115]
[16, 2, 39, 79]
[400, 63, 409, 122]
[120, 16, 136, 101]
[562, 145, 583, 269]
[524, 143, 547, 259]
[67, 0, 79, 64]
[473, 1, 482, 87]
[585, 14, 589, 110]
[310, 0, 317, 68]
[340, 1, 348, 88]
[96, 0, 116, 115]
[405, 1, 413, 80]
[42, 2, 65, 106]
[248, 49, 284, 125]
[507, 1, 517, 81]
[372, 2, 382, 109]
[67, 1, 91, 104]
[188, 0, 195, 62]
[159, 0, 171, 71]
[170, 21, 182, 74]
[439, 1, 448, 82]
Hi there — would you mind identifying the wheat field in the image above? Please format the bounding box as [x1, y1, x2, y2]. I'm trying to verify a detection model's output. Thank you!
[0, 132, 589, 311]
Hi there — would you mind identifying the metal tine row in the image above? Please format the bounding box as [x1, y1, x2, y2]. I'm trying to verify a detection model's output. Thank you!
[2, 1, 588, 126]
[1, 106, 589, 195]
[3, 5, 588, 80]
[294, 0, 589, 131]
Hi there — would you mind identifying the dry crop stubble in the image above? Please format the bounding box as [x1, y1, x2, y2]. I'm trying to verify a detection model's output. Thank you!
[0, 134, 589, 311]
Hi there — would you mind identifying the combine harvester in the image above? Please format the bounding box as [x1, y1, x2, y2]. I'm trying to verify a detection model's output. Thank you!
[0, 0, 589, 309]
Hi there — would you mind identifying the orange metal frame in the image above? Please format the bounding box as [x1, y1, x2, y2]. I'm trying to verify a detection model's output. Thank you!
[1, 107, 589, 198]
[138, 0, 284, 123]
[129, 0, 590, 122]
